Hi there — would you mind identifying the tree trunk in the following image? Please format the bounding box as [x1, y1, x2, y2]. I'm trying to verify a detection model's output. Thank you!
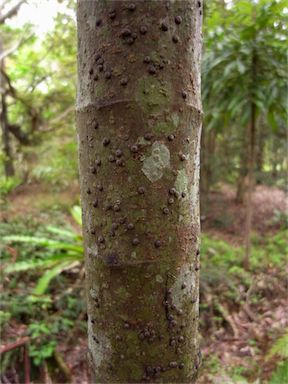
[0, 39, 15, 177]
[235, 130, 248, 204]
[76, 1, 202, 382]
[243, 49, 257, 270]
[201, 126, 216, 201]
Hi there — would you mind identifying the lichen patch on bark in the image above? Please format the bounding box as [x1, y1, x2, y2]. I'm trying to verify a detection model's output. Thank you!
[142, 141, 170, 182]
[170, 264, 196, 311]
[88, 317, 112, 371]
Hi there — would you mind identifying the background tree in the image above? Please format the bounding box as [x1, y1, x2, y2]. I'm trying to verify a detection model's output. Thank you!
[76, 0, 202, 382]
[202, 0, 287, 268]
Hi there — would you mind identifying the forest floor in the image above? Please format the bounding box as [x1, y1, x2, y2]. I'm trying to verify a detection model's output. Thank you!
[0, 183, 287, 384]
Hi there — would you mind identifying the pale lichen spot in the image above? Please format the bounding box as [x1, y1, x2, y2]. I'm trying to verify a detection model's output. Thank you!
[88, 317, 112, 370]
[175, 169, 189, 197]
[90, 286, 99, 299]
[156, 274, 164, 283]
[142, 141, 170, 182]
[87, 244, 98, 258]
[172, 113, 180, 128]
[87, 15, 97, 30]
[170, 265, 196, 311]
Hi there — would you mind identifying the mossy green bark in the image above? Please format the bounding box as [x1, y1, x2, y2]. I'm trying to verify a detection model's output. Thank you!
[76, 1, 202, 382]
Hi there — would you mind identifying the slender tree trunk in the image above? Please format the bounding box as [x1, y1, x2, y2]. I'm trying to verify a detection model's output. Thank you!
[243, 50, 257, 270]
[235, 131, 248, 204]
[255, 119, 264, 182]
[76, 1, 202, 382]
[201, 126, 216, 201]
[0, 39, 14, 177]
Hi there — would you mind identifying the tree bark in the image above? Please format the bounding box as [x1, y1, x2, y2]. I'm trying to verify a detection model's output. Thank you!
[0, 39, 14, 177]
[76, 1, 202, 382]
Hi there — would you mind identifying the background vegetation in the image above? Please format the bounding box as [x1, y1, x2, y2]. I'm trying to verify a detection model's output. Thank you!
[0, 0, 287, 383]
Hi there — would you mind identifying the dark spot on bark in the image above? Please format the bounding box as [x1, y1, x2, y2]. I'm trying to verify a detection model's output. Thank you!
[148, 64, 156, 74]
[160, 21, 168, 31]
[167, 134, 174, 141]
[126, 37, 134, 45]
[105, 70, 112, 79]
[121, 28, 132, 38]
[115, 149, 123, 157]
[181, 192, 186, 198]
[95, 53, 101, 61]
[127, 223, 134, 230]
[172, 35, 179, 43]
[93, 74, 99, 81]
[120, 77, 128, 86]
[179, 362, 185, 369]
[90, 166, 97, 174]
[106, 252, 119, 266]
[128, 3, 136, 12]
[89, 68, 93, 75]
[162, 207, 169, 215]
[86, 188, 91, 194]
[113, 204, 121, 212]
[109, 154, 116, 162]
[96, 19, 102, 27]
[97, 57, 104, 65]
[170, 338, 176, 346]
[97, 64, 103, 72]
[181, 282, 187, 289]
[138, 186, 145, 194]
[102, 137, 110, 146]
[108, 10, 116, 19]
[198, 1, 201, 7]
[144, 132, 153, 140]
[93, 199, 98, 208]
[154, 239, 161, 248]
[92, 336, 99, 343]
[111, 222, 119, 231]
[140, 25, 147, 35]
[175, 15, 182, 24]
[91, 229, 96, 235]
[95, 159, 101, 166]
[181, 90, 187, 99]
[119, 217, 126, 224]
[143, 56, 151, 64]
[116, 159, 124, 166]
[98, 235, 105, 244]
[179, 153, 186, 161]
[132, 238, 140, 246]
[130, 144, 138, 153]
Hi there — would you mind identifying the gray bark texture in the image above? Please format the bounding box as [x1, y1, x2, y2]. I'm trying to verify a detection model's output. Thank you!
[76, 1, 202, 382]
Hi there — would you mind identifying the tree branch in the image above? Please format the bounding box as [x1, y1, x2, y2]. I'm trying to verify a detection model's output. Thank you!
[0, 0, 26, 24]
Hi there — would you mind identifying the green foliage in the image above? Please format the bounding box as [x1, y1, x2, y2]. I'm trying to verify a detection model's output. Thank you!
[0, 209, 85, 370]
[202, 0, 287, 187]
[267, 331, 288, 360]
[269, 361, 288, 384]
[0, 176, 21, 197]
[201, 229, 287, 273]
[2, 206, 83, 294]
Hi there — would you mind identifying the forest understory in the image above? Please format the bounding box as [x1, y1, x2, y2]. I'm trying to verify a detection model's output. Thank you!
[1, 183, 287, 384]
